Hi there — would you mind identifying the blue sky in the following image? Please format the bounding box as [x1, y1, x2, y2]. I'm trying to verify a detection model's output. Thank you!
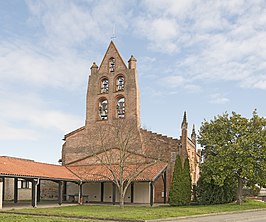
[0, 0, 265, 164]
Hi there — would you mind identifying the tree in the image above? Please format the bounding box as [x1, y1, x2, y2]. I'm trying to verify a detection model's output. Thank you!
[169, 155, 191, 205]
[85, 119, 159, 207]
[198, 110, 266, 204]
[196, 173, 236, 205]
[183, 158, 192, 204]
[169, 155, 183, 205]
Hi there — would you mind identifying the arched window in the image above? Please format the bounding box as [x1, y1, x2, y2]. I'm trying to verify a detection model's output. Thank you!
[116, 97, 125, 118]
[99, 99, 108, 120]
[109, 57, 115, 73]
[116, 76, 124, 91]
[101, 78, 109, 93]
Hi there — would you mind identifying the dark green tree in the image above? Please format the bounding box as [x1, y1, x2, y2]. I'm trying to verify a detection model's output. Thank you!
[198, 110, 266, 204]
[169, 155, 191, 205]
[183, 158, 192, 204]
[169, 155, 183, 205]
[196, 173, 236, 205]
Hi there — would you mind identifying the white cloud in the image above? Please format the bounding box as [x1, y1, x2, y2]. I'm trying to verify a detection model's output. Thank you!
[0, 41, 88, 89]
[0, 90, 83, 140]
[209, 93, 229, 104]
[26, 0, 129, 50]
[135, 0, 266, 90]
[135, 18, 180, 53]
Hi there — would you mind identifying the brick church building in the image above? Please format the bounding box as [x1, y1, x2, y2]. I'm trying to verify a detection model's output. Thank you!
[0, 41, 200, 207]
[62, 41, 201, 204]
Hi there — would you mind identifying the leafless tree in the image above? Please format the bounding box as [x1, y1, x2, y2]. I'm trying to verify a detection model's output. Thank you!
[87, 119, 160, 207]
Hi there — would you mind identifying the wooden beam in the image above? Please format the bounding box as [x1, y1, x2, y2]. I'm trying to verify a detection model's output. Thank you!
[37, 180, 41, 203]
[14, 178, 18, 203]
[31, 179, 37, 208]
[78, 182, 83, 204]
[150, 182, 154, 207]
[2, 177, 5, 201]
[58, 181, 63, 205]
[63, 181, 67, 201]
[131, 182, 134, 203]
[163, 171, 167, 204]
[100, 182, 104, 202]
[112, 183, 116, 205]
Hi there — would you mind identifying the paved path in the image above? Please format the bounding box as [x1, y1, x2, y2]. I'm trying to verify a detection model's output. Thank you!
[154, 209, 266, 222]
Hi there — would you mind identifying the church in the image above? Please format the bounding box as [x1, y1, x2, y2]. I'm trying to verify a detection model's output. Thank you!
[0, 41, 200, 207]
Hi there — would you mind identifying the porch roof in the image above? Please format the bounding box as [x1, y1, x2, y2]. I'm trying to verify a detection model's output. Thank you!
[0, 156, 79, 181]
[67, 162, 167, 182]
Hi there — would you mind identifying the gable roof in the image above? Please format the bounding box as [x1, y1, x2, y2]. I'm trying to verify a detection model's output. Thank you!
[0, 156, 79, 181]
[98, 41, 127, 71]
[67, 162, 167, 182]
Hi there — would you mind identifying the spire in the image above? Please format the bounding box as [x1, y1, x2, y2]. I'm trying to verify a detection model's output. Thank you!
[181, 111, 188, 129]
[90, 62, 98, 75]
[191, 124, 196, 145]
[128, 55, 137, 69]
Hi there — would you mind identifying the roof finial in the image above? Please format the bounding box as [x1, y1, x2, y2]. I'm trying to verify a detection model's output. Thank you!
[181, 111, 188, 129]
[111, 24, 116, 41]
[183, 111, 187, 123]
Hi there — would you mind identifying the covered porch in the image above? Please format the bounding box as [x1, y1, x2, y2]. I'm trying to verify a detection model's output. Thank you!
[0, 156, 80, 209]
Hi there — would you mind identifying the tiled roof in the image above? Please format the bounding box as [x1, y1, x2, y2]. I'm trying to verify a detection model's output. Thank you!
[67, 162, 167, 182]
[0, 156, 79, 181]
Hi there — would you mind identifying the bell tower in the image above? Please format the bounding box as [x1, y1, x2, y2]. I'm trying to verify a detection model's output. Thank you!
[85, 41, 140, 128]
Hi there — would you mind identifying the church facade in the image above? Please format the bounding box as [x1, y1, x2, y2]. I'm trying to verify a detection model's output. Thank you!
[62, 41, 201, 204]
[0, 41, 200, 207]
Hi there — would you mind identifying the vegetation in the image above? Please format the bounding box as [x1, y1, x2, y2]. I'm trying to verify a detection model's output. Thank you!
[0, 213, 83, 222]
[197, 174, 236, 204]
[198, 110, 266, 204]
[169, 155, 191, 205]
[4, 199, 265, 220]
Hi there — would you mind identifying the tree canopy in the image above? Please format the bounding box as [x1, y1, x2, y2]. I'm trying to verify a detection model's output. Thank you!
[198, 110, 266, 204]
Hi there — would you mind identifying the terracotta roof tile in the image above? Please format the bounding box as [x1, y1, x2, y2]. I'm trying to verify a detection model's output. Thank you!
[67, 162, 167, 182]
[0, 156, 79, 181]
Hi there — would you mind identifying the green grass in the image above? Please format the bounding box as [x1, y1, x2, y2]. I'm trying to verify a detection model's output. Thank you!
[0, 213, 88, 222]
[5, 199, 266, 220]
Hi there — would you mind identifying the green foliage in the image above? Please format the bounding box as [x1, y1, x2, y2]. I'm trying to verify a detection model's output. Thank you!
[169, 155, 191, 206]
[196, 174, 236, 205]
[198, 110, 266, 204]
[183, 158, 192, 203]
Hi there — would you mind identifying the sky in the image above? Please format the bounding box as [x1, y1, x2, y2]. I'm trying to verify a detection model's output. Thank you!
[0, 0, 266, 164]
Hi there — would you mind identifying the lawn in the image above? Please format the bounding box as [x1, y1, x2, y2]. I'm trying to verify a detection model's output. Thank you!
[4, 199, 266, 221]
[0, 213, 87, 222]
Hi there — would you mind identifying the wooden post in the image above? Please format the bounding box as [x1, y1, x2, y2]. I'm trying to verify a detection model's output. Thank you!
[58, 181, 63, 205]
[163, 171, 167, 204]
[37, 180, 41, 203]
[0, 178, 3, 209]
[100, 182, 104, 202]
[63, 181, 67, 201]
[112, 182, 116, 205]
[2, 177, 5, 202]
[78, 182, 83, 204]
[14, 178, 18, 203]
[150, 182, 154, 207]
[131, 182, 134, 203]
[31, 179, 37, 208]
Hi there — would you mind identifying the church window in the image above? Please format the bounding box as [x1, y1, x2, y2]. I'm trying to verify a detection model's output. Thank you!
[109, 57, 115, 72]
[99, 99, 108, 120]
[101, 78, 109, 93]
[116, 97, 125, 118]
[116, 76, 124, 91]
